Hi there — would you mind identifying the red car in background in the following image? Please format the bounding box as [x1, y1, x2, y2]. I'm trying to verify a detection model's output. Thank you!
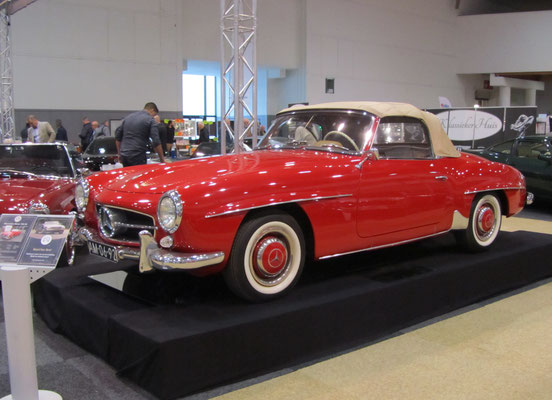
[0, 143, 81, 265]
[77, 102, 529, 301]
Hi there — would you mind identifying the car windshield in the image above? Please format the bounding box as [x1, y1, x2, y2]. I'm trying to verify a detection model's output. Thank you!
[0, 144, 74, 178]
[257, 111, 374, 153]
[85, 137, 117, 155]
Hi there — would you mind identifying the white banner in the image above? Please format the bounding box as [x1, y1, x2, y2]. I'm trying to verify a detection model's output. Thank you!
[436, 109, 502, 142]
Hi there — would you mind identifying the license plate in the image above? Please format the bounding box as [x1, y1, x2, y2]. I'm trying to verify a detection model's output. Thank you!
[87, 240, 118, 262]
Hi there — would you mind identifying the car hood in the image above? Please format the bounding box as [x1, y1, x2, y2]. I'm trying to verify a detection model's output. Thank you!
[0, 178, 73, 207]
[102, 150, 360, 194]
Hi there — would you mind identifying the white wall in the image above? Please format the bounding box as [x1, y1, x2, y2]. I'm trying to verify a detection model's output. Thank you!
[179, 0, 304, 69]
[268, 67, 307, 115]
[9, 0, 552, 116]
[456, 11, 552, 74]
[11, 0, 305, 113]
[12, 0, 180, 111]
[304, 0, 473, 108]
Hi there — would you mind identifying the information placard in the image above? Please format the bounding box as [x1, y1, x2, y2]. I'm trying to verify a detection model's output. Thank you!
[0, 214, 74, 267]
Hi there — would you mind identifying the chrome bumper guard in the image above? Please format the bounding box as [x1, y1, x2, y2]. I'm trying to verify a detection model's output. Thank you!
[79, 227, 225, 273]
[526, 192, 534, 205]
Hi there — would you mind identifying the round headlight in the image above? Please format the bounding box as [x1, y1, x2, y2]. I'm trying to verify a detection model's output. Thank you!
[75, 180, 89, 212]
[157, 190, 182, 233]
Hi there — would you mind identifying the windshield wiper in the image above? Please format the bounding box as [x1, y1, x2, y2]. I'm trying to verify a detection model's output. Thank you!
[316, 143, 350, 151]
[281, 140, 308, 148]
[0, 168, 38, 178]
[305, 143, 356, 154]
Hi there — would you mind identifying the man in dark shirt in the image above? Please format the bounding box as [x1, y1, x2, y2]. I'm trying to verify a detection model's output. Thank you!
[154, 115, 168, 155]
[55, 119, 68, 142]
[79, 117, 94, 152]
[20, 122, 30, 142]
[198, 121, 210, 143]
[115, 102, 166, 167]
[166, 120, 175, 156]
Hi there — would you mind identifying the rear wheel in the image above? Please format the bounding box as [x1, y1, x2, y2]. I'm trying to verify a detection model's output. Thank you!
[223, 212, 305, 302]
[458, 193, 502, 251]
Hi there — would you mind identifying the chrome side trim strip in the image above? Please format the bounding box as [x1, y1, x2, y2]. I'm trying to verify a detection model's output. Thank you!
[319, 230, 449, 260]
[464, 186, 523, 195]
[204, 194, 353, 219]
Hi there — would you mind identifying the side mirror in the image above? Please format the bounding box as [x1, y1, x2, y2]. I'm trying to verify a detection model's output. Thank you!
[366, 148, 379, 160]
[355, 149, 379, 170]
[77, 167, 91, 177]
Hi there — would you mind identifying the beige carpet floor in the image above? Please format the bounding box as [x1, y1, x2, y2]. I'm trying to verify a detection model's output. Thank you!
[214, 213, 552, 400]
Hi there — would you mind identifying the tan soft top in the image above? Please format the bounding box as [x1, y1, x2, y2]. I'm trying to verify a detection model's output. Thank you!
[279, 101, 460, 158]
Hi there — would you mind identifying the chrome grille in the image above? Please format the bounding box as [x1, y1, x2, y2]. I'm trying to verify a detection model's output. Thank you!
[96, 205, 155, 243]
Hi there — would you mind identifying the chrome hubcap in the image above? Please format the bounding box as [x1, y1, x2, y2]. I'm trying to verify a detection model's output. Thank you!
[253, 235, 289, 279]
[476, 205, 495, 240]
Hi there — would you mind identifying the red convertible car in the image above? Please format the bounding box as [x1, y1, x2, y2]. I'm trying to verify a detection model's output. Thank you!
[1, 225, 23, 240]
[77, 102, 528, 301]
[0, 143, 80, 265]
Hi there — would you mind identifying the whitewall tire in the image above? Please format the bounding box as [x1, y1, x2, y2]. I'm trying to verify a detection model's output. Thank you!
[224, 212, 305, 302]
[460, 193, 502, 251]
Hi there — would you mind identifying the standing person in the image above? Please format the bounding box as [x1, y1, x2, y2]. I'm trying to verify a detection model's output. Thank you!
[26, 115, 56, 143]
[101, 120, 110, 136]
[20, 122, 30, 142]
[91, 121, 104, 140]
[55, 119, 68, 142]
[198, 121, 210, 143]
[115, 102, 166, 167]
[166, 120, 175, 156]
[222, 118, 234, 145]
[154, 115, 168, 155]
[79, 117, 94, 152]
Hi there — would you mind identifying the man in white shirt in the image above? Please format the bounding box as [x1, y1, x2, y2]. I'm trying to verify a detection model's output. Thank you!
[26, 115, 55, 143]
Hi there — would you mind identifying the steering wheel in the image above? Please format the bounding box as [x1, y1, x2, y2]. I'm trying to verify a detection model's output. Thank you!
[322, 131, 359, 152]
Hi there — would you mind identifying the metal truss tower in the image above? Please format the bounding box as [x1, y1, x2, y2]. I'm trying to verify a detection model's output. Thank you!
[220, 0, 257, 154]
[0, 8, 14, 142]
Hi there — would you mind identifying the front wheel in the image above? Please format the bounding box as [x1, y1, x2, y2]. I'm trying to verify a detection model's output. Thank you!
[223, 212, 305, 302]
[457, 193, 502, 251]
[57, 233, 76, 268]
[57, 218, 77, 267]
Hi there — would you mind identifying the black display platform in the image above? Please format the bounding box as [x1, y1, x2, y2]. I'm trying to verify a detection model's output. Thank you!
[33, 231, 552, 400]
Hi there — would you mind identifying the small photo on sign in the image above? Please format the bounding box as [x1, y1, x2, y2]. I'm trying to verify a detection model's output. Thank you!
[0, 224, 25, 243]
[29, 219, 71, 240]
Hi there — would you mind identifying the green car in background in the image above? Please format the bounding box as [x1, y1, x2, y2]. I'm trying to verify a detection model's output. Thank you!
[468, 135, 552, 203]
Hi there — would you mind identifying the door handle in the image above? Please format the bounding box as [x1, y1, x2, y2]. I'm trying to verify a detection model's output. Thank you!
[435, 176, 448, 181]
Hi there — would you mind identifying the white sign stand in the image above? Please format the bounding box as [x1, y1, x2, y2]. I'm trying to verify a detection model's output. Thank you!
[0, 213, 74, 399]
[0, 266, 62, 400]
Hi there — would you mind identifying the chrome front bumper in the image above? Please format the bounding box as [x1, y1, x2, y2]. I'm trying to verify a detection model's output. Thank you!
[79, 227, 225, 273]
